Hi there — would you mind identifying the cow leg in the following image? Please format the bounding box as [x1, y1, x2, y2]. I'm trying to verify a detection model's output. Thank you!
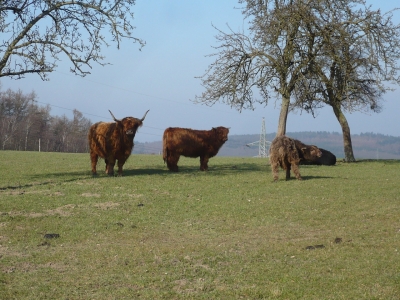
[200, 156, 209, 171]
[270, 161, 280, 182]
[90, 151, 99, 175]
[167, 154, 179, 172]
[285, 164, 291, 180]
[117, 159, 126, 176]
[106, 158, 115, 176]
[291, 163, 302, 180]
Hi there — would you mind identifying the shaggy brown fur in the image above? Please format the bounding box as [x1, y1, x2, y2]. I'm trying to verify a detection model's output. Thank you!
[299, 148, 336, 166]
[269, 136, 322, 181]
[163, 127, 229, 172]
[88, 110, 149, 176]
[293, 139, 323, 162]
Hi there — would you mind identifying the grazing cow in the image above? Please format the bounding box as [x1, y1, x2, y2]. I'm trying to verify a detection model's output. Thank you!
[299, 148, 336, 166]
[88, 110, 149, 176]
[163, 126, 229, 172]
[269, 136, 322, 181]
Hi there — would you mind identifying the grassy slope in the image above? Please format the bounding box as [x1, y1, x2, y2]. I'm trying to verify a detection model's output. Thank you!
[0, 151, 399, 299]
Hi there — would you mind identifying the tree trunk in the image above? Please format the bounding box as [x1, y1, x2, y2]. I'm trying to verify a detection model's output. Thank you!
[276, 94, 290, 137]
[331, 102, 356, 162]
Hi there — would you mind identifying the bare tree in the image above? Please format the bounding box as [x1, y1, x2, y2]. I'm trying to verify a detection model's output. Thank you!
[293, 1, 400, 162]
[0, 88, 36, 149]
[69, 109, 91, 152]
[0, 0, 144, 80]
[195, 0, 321, 136]
[196, 0, 400, 150]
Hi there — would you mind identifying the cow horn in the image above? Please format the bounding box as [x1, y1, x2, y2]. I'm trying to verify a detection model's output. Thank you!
[108, 110, 119, 122]
[141, 110, 150, 121]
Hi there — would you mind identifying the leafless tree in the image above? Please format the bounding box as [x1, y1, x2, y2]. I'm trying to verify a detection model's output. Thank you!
[195, 0, 322, 136]
[293, 1, 400, 161]
[0, 86, 91, 152]
[0, 88, 36, 149]
[195, 0, 400, 157]
[0, 0, 144, 80]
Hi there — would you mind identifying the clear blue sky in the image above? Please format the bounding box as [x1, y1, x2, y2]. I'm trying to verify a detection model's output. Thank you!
[1, 0, 399, 142]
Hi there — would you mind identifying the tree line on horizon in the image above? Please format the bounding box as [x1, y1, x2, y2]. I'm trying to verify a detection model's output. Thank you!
[0, 87, 91, 152]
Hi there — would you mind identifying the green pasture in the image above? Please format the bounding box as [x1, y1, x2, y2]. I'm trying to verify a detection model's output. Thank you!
[0, 151, 399, 299]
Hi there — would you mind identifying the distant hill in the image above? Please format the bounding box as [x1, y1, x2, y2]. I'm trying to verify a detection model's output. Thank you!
[133, 131, 400, 159]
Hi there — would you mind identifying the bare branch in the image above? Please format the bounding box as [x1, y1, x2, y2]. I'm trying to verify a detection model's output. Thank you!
[0, 0, 144, 79]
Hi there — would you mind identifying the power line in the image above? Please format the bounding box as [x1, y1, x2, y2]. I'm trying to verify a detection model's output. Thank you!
[33, 99, 166, 135]
[54, 70, 244, 116]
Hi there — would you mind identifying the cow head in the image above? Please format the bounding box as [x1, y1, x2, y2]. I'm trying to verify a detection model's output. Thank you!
[213, 126, 229, 143]
[300, 145, 322, 160]
[109, 110, 149, 137]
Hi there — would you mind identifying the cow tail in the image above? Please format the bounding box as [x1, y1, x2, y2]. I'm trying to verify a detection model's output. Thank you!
[162, 132, 168, 164]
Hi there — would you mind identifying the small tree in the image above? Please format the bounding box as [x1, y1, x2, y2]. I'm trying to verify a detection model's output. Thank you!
[0, 0, 144, 80]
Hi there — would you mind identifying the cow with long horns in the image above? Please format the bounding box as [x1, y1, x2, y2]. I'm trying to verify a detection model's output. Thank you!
[163, 126, 229, 172]
[88, 110, 149, 176]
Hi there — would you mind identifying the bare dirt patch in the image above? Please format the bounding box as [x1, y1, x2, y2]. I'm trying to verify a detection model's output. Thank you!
[2, 204, 76, 218]
[81, 193, 101, 197]
[93, 202, 120, 210]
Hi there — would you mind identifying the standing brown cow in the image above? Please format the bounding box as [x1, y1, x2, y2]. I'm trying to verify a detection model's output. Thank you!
[269, 136, 322, 181]
[88, 110, 149, 176]
[163, 126, 229, 172]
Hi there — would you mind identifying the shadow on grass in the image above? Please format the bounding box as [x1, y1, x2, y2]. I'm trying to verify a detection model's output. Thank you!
[352, 159, 400, 165]
[298, 175, 334, 180]
[0, 173, 92, 190]
[169, 162, 267, 175]
[269, 175, 334, 182]
[0, 162, 267, 190]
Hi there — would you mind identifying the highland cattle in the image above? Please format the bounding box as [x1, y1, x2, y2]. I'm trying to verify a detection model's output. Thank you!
[88, 110, 149, 176]
[163, 127, 229, 172]
[269, 136, 322, 181]
[299, 148, 336, 166]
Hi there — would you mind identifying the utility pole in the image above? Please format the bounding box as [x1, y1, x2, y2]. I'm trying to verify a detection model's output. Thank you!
[258, 117, 267, 157]
[246, 117, 271, 158]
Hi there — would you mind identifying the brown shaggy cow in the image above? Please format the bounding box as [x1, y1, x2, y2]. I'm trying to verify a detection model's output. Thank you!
[88, 110, 149, 176]
[299, 148, 336, 166]
[269, 136, 322, 181]
[163, 126, 229, 172]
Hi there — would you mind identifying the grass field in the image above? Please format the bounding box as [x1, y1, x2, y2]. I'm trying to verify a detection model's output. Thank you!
[0, 151, 399, 299]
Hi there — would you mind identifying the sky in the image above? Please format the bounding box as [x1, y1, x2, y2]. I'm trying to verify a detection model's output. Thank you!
[1, 0, 399, 143]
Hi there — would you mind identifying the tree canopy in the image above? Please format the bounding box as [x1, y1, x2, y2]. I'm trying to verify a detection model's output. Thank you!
[0, 0, 144, 80]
